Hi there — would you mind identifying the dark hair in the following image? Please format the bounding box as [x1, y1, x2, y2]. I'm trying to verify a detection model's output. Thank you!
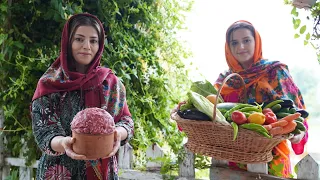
[68, 15, 103, 46]
[226, 22, 255, 44]
[67, 15, 103, 70]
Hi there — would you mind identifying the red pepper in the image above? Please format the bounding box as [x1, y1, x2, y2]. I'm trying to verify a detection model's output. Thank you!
[264, 111, 277, 125]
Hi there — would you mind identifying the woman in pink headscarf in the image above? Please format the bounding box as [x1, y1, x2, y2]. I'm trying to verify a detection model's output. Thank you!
[31, 13, 134, 180]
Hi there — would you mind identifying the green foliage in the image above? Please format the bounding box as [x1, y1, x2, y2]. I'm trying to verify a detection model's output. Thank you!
[0, 0, 195, 176]
[4, 169, 18, 180]
[286, 1, 320, 63]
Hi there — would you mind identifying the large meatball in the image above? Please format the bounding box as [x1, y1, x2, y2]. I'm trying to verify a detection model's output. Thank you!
[71, 107, 115, 135]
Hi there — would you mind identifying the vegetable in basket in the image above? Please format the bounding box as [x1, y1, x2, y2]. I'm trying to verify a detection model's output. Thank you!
[177, 109, 211, 121]
[187, 91, 229, 125]
[190, 80, 224, 103]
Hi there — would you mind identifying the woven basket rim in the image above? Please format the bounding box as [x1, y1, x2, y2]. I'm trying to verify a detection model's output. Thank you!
[172, 112, 290, 141]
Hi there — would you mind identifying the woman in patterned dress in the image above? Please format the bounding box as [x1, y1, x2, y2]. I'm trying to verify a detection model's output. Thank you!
[31, 13, 134, 180]
[214, 20, 308, 177]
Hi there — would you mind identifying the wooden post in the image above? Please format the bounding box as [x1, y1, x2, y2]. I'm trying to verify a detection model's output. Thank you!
[146, 143, 164, 171]
[118, 143, 133, 169]
[247, 163, 268, 174]
[0, 107, 10, 180]
[179, 146, 195, 178]
[0, 107, 4, 179]
[19, 138, 32, 180]
[209, 158, 228, 179]
[296, 153, 320, 179]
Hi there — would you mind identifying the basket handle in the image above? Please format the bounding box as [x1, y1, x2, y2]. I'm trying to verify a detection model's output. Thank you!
[213, 73, 247, 120]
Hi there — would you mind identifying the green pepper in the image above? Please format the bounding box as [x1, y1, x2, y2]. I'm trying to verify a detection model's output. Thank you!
[231, 122, 238, 141]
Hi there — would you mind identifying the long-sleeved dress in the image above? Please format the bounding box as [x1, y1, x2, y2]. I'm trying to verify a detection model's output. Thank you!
[31, 77, 134, 180]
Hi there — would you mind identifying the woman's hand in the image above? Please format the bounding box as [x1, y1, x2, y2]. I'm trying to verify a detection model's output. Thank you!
[51, 136, 87, 160]
[104, 129, 121, 158]
[289, 131, 305, 144]
[61, 136, 87, 160]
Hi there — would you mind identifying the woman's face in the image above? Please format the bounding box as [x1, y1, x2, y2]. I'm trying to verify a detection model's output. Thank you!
[71, 25, 99, 70]
[229, 28, 255, 67]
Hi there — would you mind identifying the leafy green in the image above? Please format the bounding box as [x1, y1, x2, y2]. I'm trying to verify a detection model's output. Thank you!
[190, 80, 224, 103]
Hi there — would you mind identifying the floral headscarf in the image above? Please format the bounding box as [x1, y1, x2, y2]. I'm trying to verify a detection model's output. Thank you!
[214, 20, 308, 177]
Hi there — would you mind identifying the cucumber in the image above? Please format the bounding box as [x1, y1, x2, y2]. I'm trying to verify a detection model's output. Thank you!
[295, 117, 304, 123]
[271, 104, 282, 113]
[291, 128, 301, 135]
[217, 102, 239, 111]
[278, 107, 290, 113]
[289, 108, 296, 114]
[295, 121, 306, 131]
[276, 112, 291, 118]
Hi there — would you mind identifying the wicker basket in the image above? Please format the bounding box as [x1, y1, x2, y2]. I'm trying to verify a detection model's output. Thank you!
[171, 73, 288, 164]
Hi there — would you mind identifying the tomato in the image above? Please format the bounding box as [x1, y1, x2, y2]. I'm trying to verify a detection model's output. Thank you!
[264, 112, 277, 125]
[231, 111, 247, 125]
[262, 108, 273, 115]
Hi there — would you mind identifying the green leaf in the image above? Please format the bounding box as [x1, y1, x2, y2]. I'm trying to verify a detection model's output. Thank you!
[292, 18, 295, 25]
[0, 4, 7, 12]
[13, 41, 24, 49]
[0, 33, 8, 45]
[304, 40, 308, 45]
[272, 163, 284, 174]
[294, 34, 300, 39]
[294, 19, 301, 29]
[306, 33, 311, 40]
[291, 7, 298, 17]
[300, 25, 307, 34]
[294, 164, 299, 174]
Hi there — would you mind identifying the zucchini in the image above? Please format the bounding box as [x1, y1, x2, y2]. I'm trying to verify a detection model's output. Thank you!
[188, 91, 229, 125]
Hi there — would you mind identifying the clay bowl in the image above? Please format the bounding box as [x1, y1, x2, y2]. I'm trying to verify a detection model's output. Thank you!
[72, 131, 114, 160]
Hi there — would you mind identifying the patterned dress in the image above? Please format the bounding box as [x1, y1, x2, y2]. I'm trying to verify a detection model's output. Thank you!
[215, 59, 308, 177]
[31, 77, 134, 180]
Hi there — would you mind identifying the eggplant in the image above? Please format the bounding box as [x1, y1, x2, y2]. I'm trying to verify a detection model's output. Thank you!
[177, 109, 211, 121]
[279, 99, 295, 108]
[295, 109, 309, 118]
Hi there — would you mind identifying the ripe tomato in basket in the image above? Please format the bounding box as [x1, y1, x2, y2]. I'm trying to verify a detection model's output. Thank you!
[231, 110, 247, 125]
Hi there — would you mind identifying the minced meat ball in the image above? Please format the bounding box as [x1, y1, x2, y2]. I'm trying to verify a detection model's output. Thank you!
[71, 107, 115, 135]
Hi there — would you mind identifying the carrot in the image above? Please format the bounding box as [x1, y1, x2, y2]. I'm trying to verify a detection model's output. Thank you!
[263, 125, 272, 131]
[280, 112, 301, 122]
[269, 126, 284, 136]
[281, 121, 297, 134]
[269, 120, 288, 128]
